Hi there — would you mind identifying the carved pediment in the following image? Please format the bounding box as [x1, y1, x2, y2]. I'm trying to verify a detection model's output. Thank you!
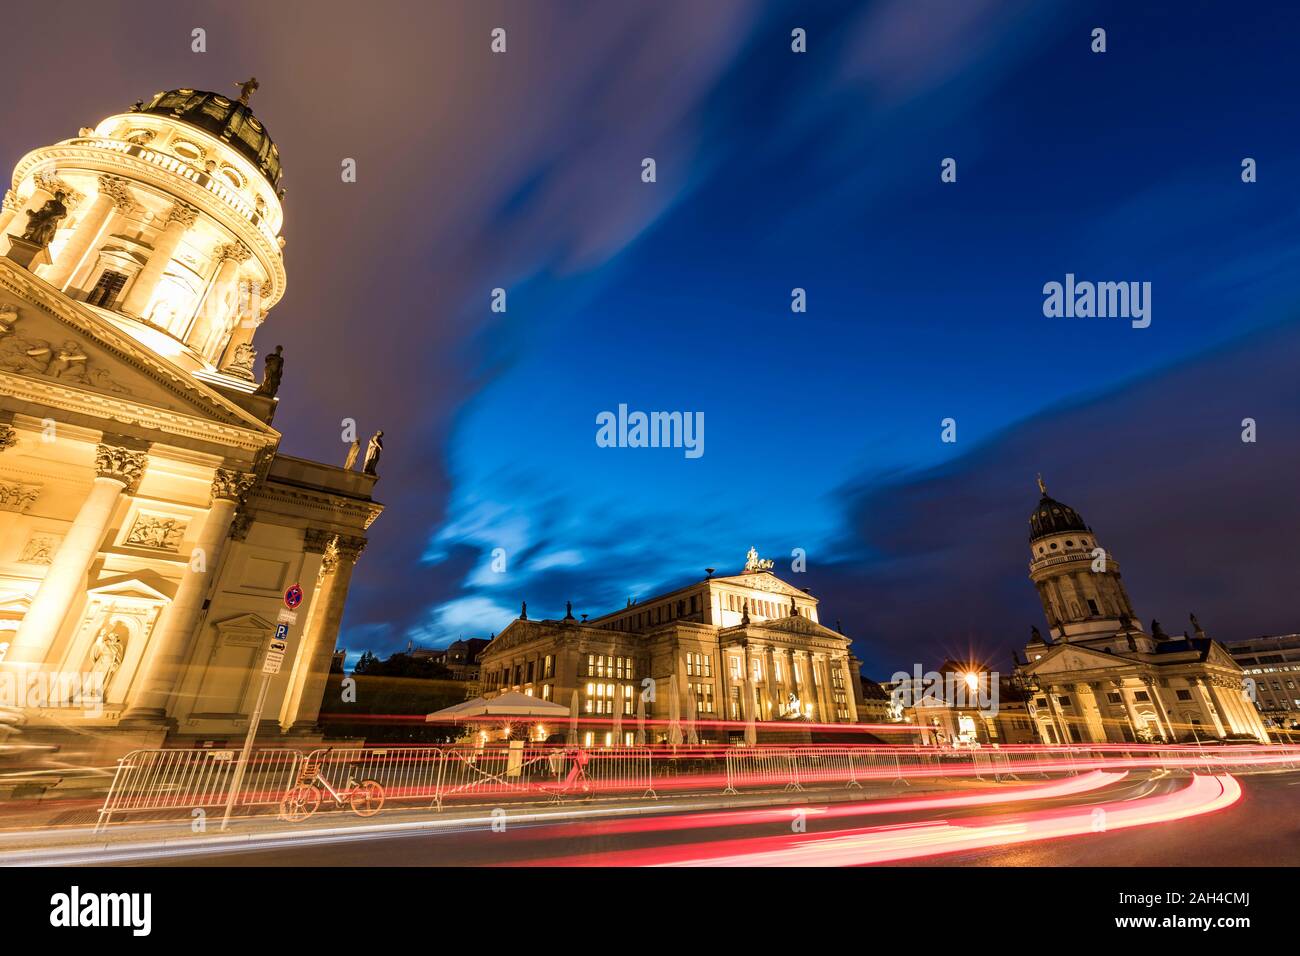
[747, 615, 847, 645]
[712, 572, 812, 599]
[1205, 641, 1241, 670]
[86, 570, 176, 604]
[0, 302, 130, 395]
[212, 612, 276, 642]
[1023, 644, 1130, 676]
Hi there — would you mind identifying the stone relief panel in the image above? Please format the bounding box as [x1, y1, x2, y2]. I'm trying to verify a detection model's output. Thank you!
[19, 531, 61, 565]
[0, 480, 41, 513]
[123, 511, 190, 552]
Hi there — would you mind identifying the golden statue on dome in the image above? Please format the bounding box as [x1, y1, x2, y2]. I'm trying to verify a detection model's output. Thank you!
[235, 77, 259, 105]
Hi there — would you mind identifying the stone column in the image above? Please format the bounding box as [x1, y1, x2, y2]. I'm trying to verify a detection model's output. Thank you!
[120, 468, 254, 722]
[1210, 675, 1254, 738]
[42, 177, 130, 290]
[279, 528, 337, 728]
[816, 655, 833, 721]
[824, 656, 841, 721]
[0, 190, 21, 237]
[220, 280, 266, 369]
[1192, 677, 1228, 737]
[120, 203, 198, 317]
[1043, 684, 1071, 744]
[1110, 680, 1143, 743]
[797, 652, 815, 719]
[285, 534, 365, 730]
[4, 443, 145, 665]
[188, 244, 250, 359]
[783, 648, 797, 715]
[762, 644, 777, 719]
[1142, 677, 1173, 742]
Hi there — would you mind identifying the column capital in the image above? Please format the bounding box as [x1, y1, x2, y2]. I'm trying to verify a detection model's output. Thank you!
[97, 175, 134, 210]
[216, 242, 252, 264]
[2, 189, 19, 213]
[95, 443, 146, 493]
[334, 533, 367, 562]
[167, 203, 200, 228]
[0, 423, 16, 452]
[34, 171, 84, 207]
[211, 467, 256, 503]
[302, 527, 335, 555]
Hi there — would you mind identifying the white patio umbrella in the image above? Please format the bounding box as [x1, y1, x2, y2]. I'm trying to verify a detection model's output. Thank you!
[668, 676, 684, 747]
[685, 677, 699, 746]
[568, 690, 581, 746]
[635, 692, 646, 746]
[425, 691, 569, 721]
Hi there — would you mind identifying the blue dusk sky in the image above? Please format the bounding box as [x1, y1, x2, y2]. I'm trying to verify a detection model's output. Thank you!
[4, 1, 1299, 675]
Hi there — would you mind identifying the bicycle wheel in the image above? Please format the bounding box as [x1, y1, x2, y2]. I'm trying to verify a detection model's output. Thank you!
[279, 784, 321, 822]
[349, 779, 385, 817]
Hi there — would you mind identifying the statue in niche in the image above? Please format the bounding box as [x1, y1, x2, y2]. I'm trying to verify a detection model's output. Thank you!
[88, 619, 129, 697]
[21, 190, 68, 247]
[253, 344, 283, 397]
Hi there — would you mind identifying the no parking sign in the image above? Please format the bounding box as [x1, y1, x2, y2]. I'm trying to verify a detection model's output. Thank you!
[284, 583, 303, 610]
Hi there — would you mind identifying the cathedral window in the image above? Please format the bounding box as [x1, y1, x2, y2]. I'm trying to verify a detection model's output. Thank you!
[87, 270, 128, 307]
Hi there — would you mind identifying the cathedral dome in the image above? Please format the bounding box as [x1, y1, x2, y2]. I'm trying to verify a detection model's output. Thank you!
[1029, 490, 1090, 541]
[130, 87, 282, 189]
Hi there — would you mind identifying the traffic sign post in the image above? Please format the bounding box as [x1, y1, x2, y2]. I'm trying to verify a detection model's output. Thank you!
[220, 609, 298, 831]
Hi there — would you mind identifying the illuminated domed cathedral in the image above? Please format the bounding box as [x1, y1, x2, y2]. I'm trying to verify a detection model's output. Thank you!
[0, 84, 382, 757]
[1014, 478, 1268, 744]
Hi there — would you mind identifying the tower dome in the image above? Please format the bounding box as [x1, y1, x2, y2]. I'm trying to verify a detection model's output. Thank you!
[1029, 475, 1090, 542]
[0, 79, 286, 388]
[131, 86, 282, 190]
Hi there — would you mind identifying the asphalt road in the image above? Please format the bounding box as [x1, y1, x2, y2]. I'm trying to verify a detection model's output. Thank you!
[104, 769, 1300, 867]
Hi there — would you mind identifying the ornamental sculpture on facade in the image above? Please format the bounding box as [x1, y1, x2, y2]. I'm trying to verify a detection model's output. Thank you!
[212, 467, 257, 502]
[95, 443, 147, 493]
[20, 191, 68, 247]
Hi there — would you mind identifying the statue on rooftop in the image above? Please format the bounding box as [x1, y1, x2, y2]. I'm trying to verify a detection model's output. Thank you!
[253, 344, 283, 398]
[362, 429, 383, 476]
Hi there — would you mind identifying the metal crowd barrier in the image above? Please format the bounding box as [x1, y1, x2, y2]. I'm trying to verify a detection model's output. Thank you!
[95, 742, 1300, 827]
[96, 747, 302, 831]
[792, 748, 861, 789]
[723, 748, 801, 794]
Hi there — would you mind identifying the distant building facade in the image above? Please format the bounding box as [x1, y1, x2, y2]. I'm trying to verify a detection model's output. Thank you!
[1223, 634, 1300, 730]
[857, 676, 891, 724]
[890, 662, 1037, 747]
[477, 550, 861, 746]
[1014, 479, 1268, 744]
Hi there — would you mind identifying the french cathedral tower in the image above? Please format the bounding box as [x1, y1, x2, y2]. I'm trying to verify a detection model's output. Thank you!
[1027, 476, 1153, 653]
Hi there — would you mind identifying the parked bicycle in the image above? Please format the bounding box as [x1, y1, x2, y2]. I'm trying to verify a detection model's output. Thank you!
[279, 756, 385, 822]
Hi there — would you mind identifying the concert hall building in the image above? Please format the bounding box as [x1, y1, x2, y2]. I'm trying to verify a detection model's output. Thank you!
[477, 550, 863, 745]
